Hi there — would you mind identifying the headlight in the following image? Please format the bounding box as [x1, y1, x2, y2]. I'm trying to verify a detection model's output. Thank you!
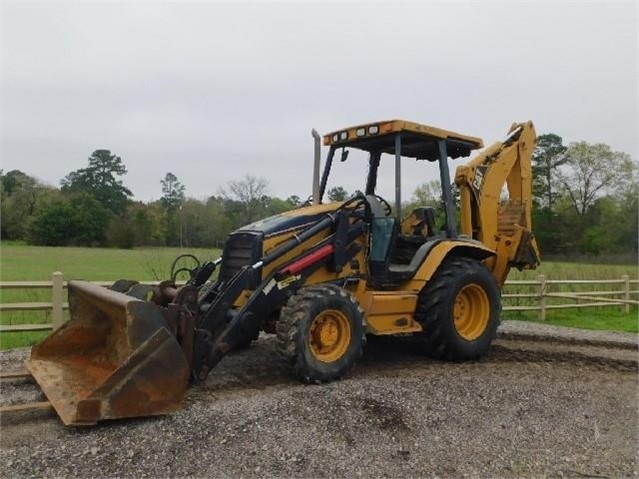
[339, 131, 348, 140]
[332, 133, 339, 142]
[368, 125, 379, 135]
[356, 128, 366, 137]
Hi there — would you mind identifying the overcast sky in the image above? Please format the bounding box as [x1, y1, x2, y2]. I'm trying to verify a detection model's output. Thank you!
[2, 2, 637, 203]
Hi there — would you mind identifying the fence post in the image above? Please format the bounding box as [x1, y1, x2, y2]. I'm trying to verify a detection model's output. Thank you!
[52, 272, 64, 330]
[538, 274, 546, 321]
[622, 275, 630, 314]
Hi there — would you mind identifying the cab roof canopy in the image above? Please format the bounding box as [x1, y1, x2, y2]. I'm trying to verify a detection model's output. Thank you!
[323, 120, 484, 161]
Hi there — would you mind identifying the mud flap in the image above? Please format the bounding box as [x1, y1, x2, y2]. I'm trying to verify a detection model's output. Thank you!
[26, 281, 189, 426]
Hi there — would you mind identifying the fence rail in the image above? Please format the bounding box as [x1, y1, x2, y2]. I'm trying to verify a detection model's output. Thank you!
[1, 272, 637, 333]
[501, 274, 638, 320]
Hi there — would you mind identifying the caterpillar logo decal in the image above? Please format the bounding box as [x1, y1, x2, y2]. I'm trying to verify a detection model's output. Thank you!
[471, 165, 489, 198]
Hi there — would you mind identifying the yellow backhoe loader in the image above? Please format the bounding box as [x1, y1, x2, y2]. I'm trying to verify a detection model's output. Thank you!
[27, 119, 540, 425]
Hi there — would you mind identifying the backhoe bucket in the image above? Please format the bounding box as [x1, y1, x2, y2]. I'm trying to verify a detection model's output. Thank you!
[26, 281, 190, 426]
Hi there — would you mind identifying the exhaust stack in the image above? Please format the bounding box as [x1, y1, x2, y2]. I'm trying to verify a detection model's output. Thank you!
[312, 128, 321, 205]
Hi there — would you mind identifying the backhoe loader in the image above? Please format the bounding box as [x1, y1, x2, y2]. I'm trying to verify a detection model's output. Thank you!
[27, 119, 540, 425]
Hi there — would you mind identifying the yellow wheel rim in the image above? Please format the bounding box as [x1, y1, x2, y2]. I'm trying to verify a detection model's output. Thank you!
[453, 284, 490, 341]
[309, 309, 351, 362]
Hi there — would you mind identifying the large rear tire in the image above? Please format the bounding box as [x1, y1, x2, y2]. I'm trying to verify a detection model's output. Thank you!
[276, 284, 366, 383]
[415, 257, 501, 360]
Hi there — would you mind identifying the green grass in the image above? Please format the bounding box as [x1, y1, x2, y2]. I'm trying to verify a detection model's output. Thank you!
[0, 242, 637, 349]
[503, 308, 638, 333]
[0, 242, 220, 281]
[0, 331, 50, 350]
[508, 261, 638, 282]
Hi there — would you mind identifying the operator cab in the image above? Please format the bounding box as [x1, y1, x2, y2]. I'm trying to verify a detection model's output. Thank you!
[320, 120, 483, 285]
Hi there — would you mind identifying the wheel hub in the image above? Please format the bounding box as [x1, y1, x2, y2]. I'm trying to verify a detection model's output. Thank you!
[309, 310, 351, 362]
[453, 283, 490, 341]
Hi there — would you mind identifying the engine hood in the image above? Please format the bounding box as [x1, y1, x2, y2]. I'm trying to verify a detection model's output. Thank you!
[237, 202, 342, 238]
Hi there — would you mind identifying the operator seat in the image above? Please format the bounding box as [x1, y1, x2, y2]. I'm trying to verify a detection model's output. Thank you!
[388, 207, 438, 277]
[400, 207, 437, 238]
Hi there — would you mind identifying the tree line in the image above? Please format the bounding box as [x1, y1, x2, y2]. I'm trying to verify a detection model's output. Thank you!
[530, 135, 636, 257]
[1, 134, 637, 259]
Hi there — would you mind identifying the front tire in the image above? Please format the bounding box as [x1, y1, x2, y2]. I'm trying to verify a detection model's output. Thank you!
[415, 257, 501, 360]
[276, 284, 366, 383]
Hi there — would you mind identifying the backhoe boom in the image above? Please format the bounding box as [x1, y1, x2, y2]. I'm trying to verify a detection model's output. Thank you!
[455, 121, 540, 285]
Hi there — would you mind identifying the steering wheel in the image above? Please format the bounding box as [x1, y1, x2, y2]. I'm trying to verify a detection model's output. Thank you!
[374, 195, 393, 216]
[364, 194, 392, 218]
[170, 254, 201, 282]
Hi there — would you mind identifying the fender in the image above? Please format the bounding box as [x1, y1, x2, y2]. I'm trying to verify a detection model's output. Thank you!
[405, 240, 496, 293]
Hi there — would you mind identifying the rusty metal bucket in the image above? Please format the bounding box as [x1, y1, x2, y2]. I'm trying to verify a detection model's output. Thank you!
[26, 281, 190, 426]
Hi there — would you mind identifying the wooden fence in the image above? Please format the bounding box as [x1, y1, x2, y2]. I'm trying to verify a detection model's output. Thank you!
[0, 272, 637, 333]
[503, 274, 638, 320]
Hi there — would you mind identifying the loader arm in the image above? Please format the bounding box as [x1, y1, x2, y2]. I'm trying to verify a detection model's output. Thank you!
[191, 199, 369, 381]
[455, 121, 540, 286]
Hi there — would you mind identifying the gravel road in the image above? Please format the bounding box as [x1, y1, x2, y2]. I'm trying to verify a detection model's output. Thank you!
[1, 321, 637, 478]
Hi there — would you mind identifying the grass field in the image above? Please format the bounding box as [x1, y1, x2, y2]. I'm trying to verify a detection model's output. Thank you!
[1, 242, 637, 349]
[1, 242, 221, 281]
[507, 261, 638, 282]
[502, 308, 637, 333]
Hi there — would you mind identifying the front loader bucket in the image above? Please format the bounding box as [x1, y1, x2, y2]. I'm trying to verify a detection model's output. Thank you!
[26, 281, 190, 426]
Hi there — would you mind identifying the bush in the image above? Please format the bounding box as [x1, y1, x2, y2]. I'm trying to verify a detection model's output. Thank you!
[28, 199, 74, 246]
[28, 193, 111, 246]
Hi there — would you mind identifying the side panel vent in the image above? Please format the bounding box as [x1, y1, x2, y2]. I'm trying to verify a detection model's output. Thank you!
[219, 232, 263, 282]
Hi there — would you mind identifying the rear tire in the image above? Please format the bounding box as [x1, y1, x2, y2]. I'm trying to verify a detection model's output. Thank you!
[276, 284, 366, 383]
[414, 257, 501, 360]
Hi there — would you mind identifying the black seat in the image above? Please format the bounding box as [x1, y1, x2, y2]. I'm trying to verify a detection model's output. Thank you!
[390, 207, 438, 265]
[407, 207, 437, 237]
[388, 238, 441, 278]
[369, 204, 440, 284]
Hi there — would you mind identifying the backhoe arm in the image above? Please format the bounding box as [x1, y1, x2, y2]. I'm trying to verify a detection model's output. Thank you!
[455, 121, 540, 286]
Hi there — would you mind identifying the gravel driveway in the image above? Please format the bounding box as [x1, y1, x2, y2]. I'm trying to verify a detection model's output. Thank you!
[1, 321, 637, 478]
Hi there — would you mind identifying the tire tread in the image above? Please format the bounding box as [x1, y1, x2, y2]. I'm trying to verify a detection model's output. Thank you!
[276, 284, 366, 382]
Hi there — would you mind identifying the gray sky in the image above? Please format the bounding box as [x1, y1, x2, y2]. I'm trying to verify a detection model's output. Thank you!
[2, 2, 637, 203]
